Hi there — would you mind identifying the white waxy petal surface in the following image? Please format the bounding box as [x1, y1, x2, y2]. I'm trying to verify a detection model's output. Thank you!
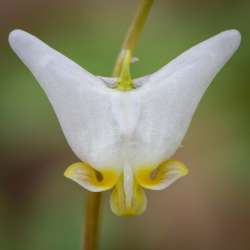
[131, 30, 241, 168]
[9, 30, 124, 170]
[9, 29, 241, 172]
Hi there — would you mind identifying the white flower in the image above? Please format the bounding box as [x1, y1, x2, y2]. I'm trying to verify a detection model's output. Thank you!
[9, 29, 241, 215]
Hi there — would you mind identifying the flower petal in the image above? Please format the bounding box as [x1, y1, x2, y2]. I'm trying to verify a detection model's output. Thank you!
[110, 175, 147, 216]
[135, 160, 188, 190]
[8, 29, 123, 170]
[64, 162, 119, 192]
[131, 30, 241, 167]
[145, 30, 241, 86]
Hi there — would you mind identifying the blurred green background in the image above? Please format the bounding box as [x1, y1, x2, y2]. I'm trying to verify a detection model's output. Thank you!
[1, 0, 250, 249]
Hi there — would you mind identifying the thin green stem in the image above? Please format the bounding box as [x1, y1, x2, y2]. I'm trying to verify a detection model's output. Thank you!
[83, 1, 154, 249]
[112, 0, 155, 77]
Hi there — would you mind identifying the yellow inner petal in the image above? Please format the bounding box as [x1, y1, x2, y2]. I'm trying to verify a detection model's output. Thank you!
[110, 173, 147, 216]
[65, 162, 147, 216]
[64, 160, 188, 216]
[64, 162, 119, 191]
[135, 160, 188, 190]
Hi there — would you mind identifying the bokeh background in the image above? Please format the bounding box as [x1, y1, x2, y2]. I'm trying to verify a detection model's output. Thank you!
[1, 0, 250, 249]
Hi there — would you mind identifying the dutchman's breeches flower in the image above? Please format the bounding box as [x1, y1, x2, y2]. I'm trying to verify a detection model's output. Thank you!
[9, 29, 241, 216]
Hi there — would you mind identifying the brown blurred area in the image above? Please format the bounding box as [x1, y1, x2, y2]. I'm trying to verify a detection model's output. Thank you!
[1, 0, 250, 250]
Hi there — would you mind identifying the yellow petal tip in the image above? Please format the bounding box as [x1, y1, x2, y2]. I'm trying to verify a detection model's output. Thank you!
[136, 160, 189, 190]
[64, 162, 119, 192]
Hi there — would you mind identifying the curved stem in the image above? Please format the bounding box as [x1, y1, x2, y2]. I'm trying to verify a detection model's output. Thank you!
[112, 0, 155, 77]
[83, 1, 154, 250]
